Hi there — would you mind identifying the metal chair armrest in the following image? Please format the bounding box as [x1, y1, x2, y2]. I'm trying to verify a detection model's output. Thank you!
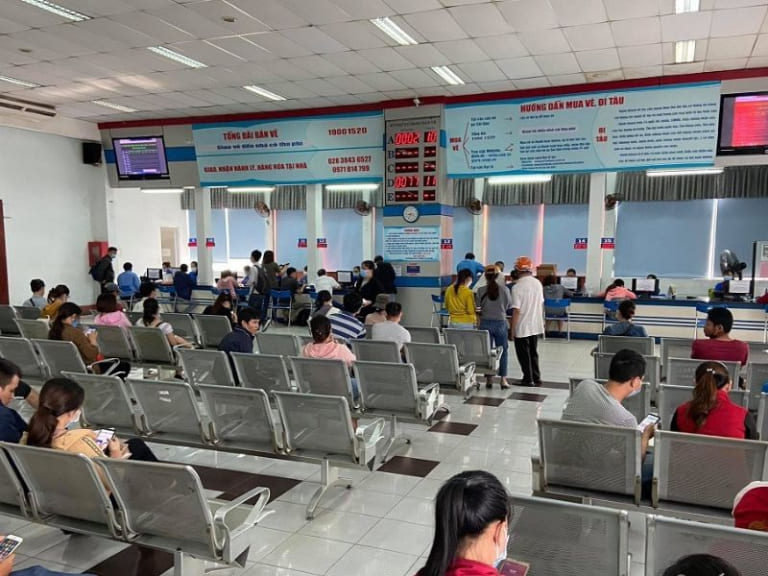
[213, 486, 272, 538]
[87, 357, 121, 375]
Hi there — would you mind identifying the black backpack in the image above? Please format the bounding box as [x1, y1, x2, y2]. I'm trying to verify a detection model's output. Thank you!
[89, 257, 109, 282]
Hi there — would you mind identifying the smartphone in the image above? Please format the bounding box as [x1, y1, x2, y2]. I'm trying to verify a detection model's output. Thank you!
[638, 413, 660, 432]
[498, 559, 530, 576]
[0, 535, 23, 562]
[94, 428, 115, 451]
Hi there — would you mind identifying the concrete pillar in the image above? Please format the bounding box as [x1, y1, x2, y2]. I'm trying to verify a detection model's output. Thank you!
[585, 173, 606, 295]
[601, 172, 618, 285]
[472, 178, 486, 263]
[361, 190, 375, 258]
[306, 184, 323, 279]
[195, 187, 214, 286]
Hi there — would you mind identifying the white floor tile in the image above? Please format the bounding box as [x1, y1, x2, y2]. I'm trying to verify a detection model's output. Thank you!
[36, 534, 129, 569]
[261, 534, 352, 574]
[358, 518, 434, 557]
[258, 501, 312, 533]
[325, 544, 418, 576]
[384, 497, 435, 526]
[357, 472, 422, 496]
[320, 488, 403, 517]
[298, 510, 379, 544]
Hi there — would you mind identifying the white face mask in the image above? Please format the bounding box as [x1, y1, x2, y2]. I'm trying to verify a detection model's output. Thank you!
[627, 380, 642, 398]
[494, 527, 509, 568]
[66, 409, 81, 429]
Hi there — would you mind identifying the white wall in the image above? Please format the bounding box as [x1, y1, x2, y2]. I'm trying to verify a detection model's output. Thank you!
[0, 125, 107, 305]
[108, 188, 189, 273]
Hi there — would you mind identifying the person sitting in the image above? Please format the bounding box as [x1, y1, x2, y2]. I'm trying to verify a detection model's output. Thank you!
[50, 303, 130, 378]
[456, 252, 485, 287]
[645, 273, 661, 296]
[117, 262, 140, 300]
[93, 293, 131, 328]
[216, 270, 238, 300]
[189, 261, 198, 283]
[330, 292, 367, 341]
[218, 307, 259, 355]
[132, 281, 159, 312]
[692, 307, 749, 366]
[566, 268, 577, 277]
[662, 555, 741, 576]
[364, 294, 390, 326]
[371, 302, 411, 352]
[543, 274, 572, 335]
[102, 282, 124, 311]
[732, 481, 768, 532]
[241, 265, 252, 286]
[416, 470, 510, 576]
[311, 290, 335, 319]
[0, 359, 26, 443]
[173, 264, 196, 301]
[0, 543, 94, 576]
[598, 279, 637, 301]
[203, 292, 237, 325]
[303, 315, 356, 367]
[354, 260, 383, 318]
[444, 269, 476, 329]
[562, 349, 654, 495]
[602, 300, 648, 337]
[22, 278, 46, 309]
[161, 261, 173, 284]
[40, 284, 69, 319]
[135, 298, 193, 349]
[671, 361, 757, 439]
[26, 378, 157, 469]
[313, 268, 340, 294]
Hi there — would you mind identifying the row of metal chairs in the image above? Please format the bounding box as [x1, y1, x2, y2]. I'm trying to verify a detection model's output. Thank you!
[0, 441, 271, 576]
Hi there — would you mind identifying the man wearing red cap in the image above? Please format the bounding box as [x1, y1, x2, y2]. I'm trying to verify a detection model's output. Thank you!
[733, 481, 768, 532]
[510, 256, 545, 386]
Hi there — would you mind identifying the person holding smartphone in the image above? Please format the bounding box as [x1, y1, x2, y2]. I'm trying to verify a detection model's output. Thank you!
[0, 533, 92, 575]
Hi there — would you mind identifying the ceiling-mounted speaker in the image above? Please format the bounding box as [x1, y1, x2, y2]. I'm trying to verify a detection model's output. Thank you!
[82, 141, 102, 166]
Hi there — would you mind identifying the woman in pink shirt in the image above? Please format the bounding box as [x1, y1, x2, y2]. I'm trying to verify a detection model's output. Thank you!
[216, 270, 238, 300]
[598, 279, 637, 301]
[302, 315, 356, 367]
[93, 293, 131, 328]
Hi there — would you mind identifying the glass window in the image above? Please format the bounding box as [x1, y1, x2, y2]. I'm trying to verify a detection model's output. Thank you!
[714, 198, 768, 278]
[487, 205, 540, 266]
[275, 210, 307, 270]
[228, 210, 269, 259]
[543, 204, 588, 274]
[323, 209, 364, 270]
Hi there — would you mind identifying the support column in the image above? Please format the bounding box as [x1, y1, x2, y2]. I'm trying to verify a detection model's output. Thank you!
[601, 173, 618, 285]
[472, 178, 486, 263]
[195, 187, 214, 286]
[306, 184, 323, 279]
[585, 173, 606, 295]
[361, 190, 374, 258]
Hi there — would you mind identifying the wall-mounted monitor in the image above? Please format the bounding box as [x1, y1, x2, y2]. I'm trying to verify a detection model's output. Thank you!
[146, 268, 162, 281]
[718, 93, 768, 155]
[112, 136, 170, 180]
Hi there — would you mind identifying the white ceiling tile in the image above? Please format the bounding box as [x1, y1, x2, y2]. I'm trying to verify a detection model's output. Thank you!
[495, 56, 543, 79]
[359, 47, 417, 70]
[445, 82, 481, 95]
[707, 34, 757, 58]
[318, 22, 390, 50]
[0, 3, 70, 28]
[433, 39, 488, 63]
[280, 27, 349, 53]
[474, 34, 528, 59]
[355, 72, 407, 91]
[324, 51, 382, 74]
[703, 57, 749, 70]
[6, 29, 97, 59]
[59, 0, 133, 17]
[272, 0, 349, 25]
[0, 47, 39, 66]
[513, 77, 551, 89]
[383, 0, 442, 14]
[575, 48, 621, 71]
[73, 17, 159, 48]
[661, 39, 709, 63]
[329, 0, 393, 19]
[207, 37, 278, 61]
[389, 67, 441, 87]
[660, 12, 713, 41]
[289, 55, 347, 77]
[534, 52, 581, 75]
[603, 0, 663, 20]
[710, 6, 767, 37]
[715, 0, 768, 7]
[748, 55, 768, 66]
[258, 82, 319, 99]
[244, 32, 313, 58]
[169, 40, 246, 66]
[624, 65, 664, 78]
[326, 75, 376, 94]
[663, 61, 706, 74]
[496, 0, 558, 31]
[0, 17, 30, 34]
[549, 0, 607, 26]
[403, 9, 468, 41]
[145, 5, 234, 39]
[476, 80, 514, 93]
[326, 94, 364, 106]
[184, 0, 271, 35]
[225, 0, 308, 29]
[226, 62, 283, 82]
[611, 17, 662, 46]
[548, 72, 587, 86]
[355, 92, 387, 103]
[257, 59, 316, 80]
[395, 44, 450, 67]
[519, 29, 571, 55]
[0, 35, 61, 62]
[752, 33, 768, 55]
[449, 4, 515, 37]
[584, 69, 624, 82]
[458, 61, 507, 82]
[618, 44, 664, 67]
[563, 23, 616, 51]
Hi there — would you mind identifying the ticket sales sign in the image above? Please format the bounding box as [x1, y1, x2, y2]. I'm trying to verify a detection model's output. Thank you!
[193, 113, 384, 186]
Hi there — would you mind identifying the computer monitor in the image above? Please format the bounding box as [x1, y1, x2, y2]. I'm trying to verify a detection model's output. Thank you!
[559, 276, 578, 291]
[146, 268, 162, 281]
[336, 270, 352, 284]
[726, 279, 751, 295]
[632, 278, 659, 294]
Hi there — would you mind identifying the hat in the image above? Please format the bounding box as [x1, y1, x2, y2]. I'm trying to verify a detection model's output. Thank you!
[514, 256, 533, 272]
[733, 481, 768, 532]
[104, 282, 119, 292]
[374, 294, 390, 310]
[484, 265, 498, 273]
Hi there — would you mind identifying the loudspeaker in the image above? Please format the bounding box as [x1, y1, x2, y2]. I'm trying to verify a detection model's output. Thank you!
[82, 141, 102, 165]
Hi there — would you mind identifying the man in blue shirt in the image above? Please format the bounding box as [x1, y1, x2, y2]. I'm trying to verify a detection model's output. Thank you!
[117, 262, 141, 299]
[173, 264, 196, 301]
[330, 293, 366, 340]
[219, 307, 260, 355]
[456, 252, 485, 286]
[0, 358, 27, 444]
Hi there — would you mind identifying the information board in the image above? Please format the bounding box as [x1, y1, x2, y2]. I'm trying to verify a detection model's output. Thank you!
[383, 227, 441, 262]
[192, 113, 384, 186]
[445, 82, 721, 177]
[385, 116, 441, 205]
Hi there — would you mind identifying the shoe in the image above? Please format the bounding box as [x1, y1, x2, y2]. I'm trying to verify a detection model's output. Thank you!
[513, 379, 536, 387]
[485, 377, 494, 389]
[533, 380, 543, 387]
[499, 379, 510, 390]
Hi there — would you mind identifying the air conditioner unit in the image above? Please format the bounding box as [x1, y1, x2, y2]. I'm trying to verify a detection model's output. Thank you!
[0, 94, 56, 120]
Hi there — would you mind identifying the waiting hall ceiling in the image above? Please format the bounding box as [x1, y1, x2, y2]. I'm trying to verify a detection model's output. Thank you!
[1, 0, 768, 123]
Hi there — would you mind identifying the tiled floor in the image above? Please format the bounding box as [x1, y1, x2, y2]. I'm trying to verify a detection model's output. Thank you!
[0, 336, 648, 576]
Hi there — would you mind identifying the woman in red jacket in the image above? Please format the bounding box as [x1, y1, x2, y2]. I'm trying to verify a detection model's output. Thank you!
[671, 361, 758, 439]
[416, 470, 511, 576]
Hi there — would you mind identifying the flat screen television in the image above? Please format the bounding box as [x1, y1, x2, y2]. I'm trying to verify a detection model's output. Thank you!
[718, 93, 768, 155]
[559, 276, 578, 291]
[632, 278, 659, 294]
[112, 136, 170, 180]
[336, 271, 353, 284]
[146, 268, 162, 281]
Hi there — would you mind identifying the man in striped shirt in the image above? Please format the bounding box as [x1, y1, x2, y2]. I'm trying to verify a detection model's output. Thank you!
[330, 292, 366, 341]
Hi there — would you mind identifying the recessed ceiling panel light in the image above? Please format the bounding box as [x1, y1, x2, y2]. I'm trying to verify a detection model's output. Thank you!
[431, 65, 465, 86]
[646, 168, 723, 177]
[243, 85, 286, 101]
[674, 40, 696, 63]
[20, 0, 90, 22]
[0, 75, 38, 88]
[325, 183, 380, 191]
[488, 174, 552, 185]
[370, 17, 418, 46]
[675, 0, 700, 14]
[92, 100, 137, 113]
[148, 46, 207, 69]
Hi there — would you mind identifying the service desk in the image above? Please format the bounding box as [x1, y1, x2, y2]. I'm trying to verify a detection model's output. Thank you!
[568, 298, 767, 343]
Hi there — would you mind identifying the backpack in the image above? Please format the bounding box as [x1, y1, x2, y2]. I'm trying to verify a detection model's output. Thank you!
[89, 257, 108, 282]
[250, 264, 269, 296]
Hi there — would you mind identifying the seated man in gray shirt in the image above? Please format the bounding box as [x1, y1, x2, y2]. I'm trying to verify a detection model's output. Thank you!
[562, 349, 655, 497]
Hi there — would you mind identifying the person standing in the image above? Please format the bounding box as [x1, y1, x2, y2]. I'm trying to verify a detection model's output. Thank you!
[456, 252, 485, 287]
[444, 269, 476, 329]
[476, 266, 512, 389]
[373, 255, 397, 301]
[510, 256, 544, 387]
[22, 279, 46, 309]
[173, 264, 196, 302]
[247, 250, 271, 326]
[90, 246, 117, 293]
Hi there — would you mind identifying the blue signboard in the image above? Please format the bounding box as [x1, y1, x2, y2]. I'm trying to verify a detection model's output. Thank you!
[445, 82, 721, 177]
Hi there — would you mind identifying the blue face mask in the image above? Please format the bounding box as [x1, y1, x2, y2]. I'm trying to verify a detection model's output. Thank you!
[72, 319, 80, 328]
[494, 527, 509, 568]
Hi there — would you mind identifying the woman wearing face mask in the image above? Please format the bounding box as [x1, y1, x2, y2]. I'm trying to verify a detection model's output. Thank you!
[26, 378, 157, 466]
[416, 470, 511, 576]
[445, 269, 476, 329]
[354, 260, 384, 319]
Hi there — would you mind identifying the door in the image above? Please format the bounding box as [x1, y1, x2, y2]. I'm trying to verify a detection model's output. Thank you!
[160, 227, 178, 266]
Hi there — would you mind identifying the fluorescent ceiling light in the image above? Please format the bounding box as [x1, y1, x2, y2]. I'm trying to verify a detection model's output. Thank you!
[675, 40, 696, 64]
[675, 0, 700, 14]
[142, 188, 184, 194]
[325, 183, 380, 192]
[92, 100, 136, 113]
[370, 17, 417, 46]
[646, 168, 723, 177]
[148, 46, 207, 69]
[488, 174, 552, 185]
[228, 186, 275, 193]
[243, 85, 286, 101]
[431, 65, 465, 86]
[20, 0, 90, 22]
[0, 75, 38, 88]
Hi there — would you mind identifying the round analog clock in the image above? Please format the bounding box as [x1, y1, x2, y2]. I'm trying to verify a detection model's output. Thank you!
[403, 205, 420, 223]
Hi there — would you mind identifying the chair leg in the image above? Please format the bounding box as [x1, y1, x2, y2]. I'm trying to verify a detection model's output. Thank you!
[173, 551, 206, 576]
[306, 459, 350, 520]
[380, 415, 411, 463]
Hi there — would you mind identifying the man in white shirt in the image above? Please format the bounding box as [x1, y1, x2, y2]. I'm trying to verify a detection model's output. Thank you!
[371, 301, 412, 352]
[509, 256, 544, 386]
[313, 269, 341, 294]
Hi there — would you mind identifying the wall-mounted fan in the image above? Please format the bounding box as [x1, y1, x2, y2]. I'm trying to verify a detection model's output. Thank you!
[466, 198, 483, 215]
[354, 200, 371, 216]
[720, 249, 747, 280]
[254, 200, 271, 219]
[605, 194, 622, 210]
